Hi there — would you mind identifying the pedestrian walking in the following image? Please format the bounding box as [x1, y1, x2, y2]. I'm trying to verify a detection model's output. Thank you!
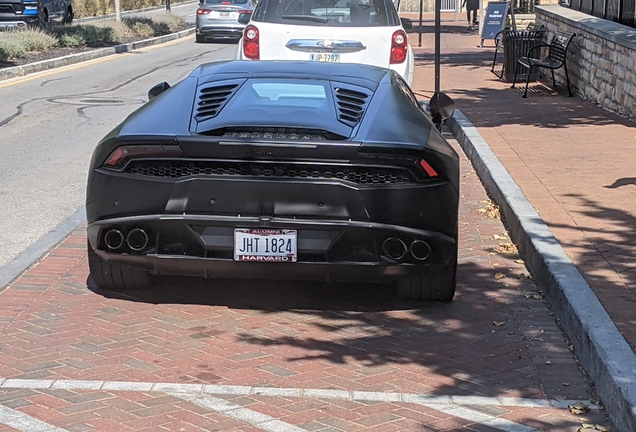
[462, 0, 479, 30]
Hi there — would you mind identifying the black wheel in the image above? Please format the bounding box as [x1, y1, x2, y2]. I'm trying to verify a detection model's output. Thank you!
[397, 255, 457, 302]
[40, 9, 49, 27]
[64, 6, 73, 24]
[196, 34, 205, 43]
[87, 241, 153, 291]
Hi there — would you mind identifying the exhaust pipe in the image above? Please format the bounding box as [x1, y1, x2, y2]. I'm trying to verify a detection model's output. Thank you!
[104, 229, 124, 250]
[382, 237, 407, 261]
[410, 240, 431, 261]
[127, 228, 149, 251]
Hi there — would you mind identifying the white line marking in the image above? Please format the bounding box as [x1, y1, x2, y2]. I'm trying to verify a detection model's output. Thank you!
[169, 392, 307, 432]
[0, 405, 65, 432]
[0, 378, 598, 432]
[0, 378, 598, 409]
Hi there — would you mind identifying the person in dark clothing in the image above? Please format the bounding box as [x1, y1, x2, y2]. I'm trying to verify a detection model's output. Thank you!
[462, 0, 479, 30]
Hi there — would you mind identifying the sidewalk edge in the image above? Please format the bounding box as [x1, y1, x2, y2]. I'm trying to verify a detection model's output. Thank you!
[447, 111, 636, 431]
[0, 28, 195, 82]
[0, 208, 85, 293]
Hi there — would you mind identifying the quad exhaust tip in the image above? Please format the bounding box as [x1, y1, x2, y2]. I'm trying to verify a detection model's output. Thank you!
[104, 229, 124, 250]
[410, 240, 431, 261]
[127, 228, 149, 251]
[382, 237, 407, 261]
[382, 237, 431, 261]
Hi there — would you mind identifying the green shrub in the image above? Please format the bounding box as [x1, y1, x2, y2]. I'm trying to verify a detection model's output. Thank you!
[1, 8, 188, 61]
[131, 21, 155, 37]
[51, 24, 121, 45]
[0, 30, 57, 59]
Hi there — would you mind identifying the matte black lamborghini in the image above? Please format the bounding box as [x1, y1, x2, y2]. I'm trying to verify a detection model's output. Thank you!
[86, 60, 460, 301]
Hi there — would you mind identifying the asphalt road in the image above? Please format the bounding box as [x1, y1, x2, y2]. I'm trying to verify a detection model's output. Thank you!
[0, 31, 236, 268]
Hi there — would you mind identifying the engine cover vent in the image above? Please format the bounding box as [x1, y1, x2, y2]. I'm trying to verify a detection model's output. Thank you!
[333, 85, 371, 127]
[195, 83, 239, 121]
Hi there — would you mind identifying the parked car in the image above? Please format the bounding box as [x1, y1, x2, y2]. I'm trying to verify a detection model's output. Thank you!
[234, 0, 414, 86]
[195, 0, 256, 43]
[0, 0, 73, 30]
[86, 60, 459, 301]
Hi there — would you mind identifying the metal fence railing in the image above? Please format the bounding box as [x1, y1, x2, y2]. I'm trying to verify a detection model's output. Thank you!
[568, 0, 635, 28]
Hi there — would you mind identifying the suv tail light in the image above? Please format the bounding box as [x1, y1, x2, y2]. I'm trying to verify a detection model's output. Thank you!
[243, 24, 259, 60]
[390, 30, 408, 64]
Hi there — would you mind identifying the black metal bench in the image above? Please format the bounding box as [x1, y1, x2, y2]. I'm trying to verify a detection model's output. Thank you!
[491, 23, 545, 80]
[512, 30, 576, 98]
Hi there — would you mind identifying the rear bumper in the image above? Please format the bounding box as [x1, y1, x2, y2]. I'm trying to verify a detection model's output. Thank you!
[87, 214, 457, 283]
[0, 19, 30, 29]
[197, 25, 245, 39]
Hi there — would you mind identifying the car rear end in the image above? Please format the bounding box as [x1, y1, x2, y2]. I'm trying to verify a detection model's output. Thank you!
[86, 64, 457, 288]
[196, 0, 254, 42]
[237, 0, 414, 85]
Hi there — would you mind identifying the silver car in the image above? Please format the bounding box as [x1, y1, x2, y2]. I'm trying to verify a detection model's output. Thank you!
[195, 0, 256, 43]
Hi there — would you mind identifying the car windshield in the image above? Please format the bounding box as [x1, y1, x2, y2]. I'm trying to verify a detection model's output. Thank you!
[203, 0, 250, 4]
[256, 0, 396, 26]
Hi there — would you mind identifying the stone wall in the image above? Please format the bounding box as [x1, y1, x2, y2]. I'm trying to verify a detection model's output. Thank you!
[535, 5, 636, 120]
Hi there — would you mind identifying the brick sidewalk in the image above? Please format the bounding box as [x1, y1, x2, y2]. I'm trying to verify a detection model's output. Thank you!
[409, 16, 636, 361]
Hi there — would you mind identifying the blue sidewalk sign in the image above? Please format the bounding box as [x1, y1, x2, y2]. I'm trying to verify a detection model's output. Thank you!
[480, 1, 510, 46]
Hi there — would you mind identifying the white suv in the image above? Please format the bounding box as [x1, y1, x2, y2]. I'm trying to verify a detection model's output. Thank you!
[235, 0, 414, 86]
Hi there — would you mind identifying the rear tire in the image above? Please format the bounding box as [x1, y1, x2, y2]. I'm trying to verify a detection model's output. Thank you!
[397, 255, 457, 302]
[87, 241, 153, 291]
[64, 6, 73, 24]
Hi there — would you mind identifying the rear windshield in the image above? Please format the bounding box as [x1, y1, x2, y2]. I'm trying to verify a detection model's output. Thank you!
[253, 0, 399, 27]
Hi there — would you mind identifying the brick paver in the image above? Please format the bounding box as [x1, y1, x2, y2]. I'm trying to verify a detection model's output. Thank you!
[408, 16, 636, 359]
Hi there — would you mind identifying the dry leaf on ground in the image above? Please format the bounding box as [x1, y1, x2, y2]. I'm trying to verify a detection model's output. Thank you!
[569, 400, 590, 414]
[494, 272, 506, 280]
[477, 200, 501, 219]
[496, 242, 518, 254]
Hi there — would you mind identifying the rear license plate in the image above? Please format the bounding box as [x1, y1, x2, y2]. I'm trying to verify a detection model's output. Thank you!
[234, 229, 297, 262]
[310, 53, 340, 62]
[220, 11, 230, 16]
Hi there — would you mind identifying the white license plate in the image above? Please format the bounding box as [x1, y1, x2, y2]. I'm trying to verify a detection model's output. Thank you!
[220, 11, 230, 16]
[310, 53, 340, 62]
[234, 229, 297, 262]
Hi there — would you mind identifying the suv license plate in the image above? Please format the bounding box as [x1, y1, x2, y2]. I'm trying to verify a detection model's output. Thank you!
[234, 229, 297, 262]
[310, 53, 340, 62]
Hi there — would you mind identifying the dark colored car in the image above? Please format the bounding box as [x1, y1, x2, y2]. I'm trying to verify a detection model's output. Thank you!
[195, 0, 256, 43]
[0, 0, 73, 29]
[86, 61, 460, 301]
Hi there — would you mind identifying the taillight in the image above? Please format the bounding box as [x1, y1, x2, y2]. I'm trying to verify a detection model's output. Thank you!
[390, 30, 408, 64]
[237, 9, 252, 14]
[419, 159, 438, 177]
[243, 24, 259, 60]
[103, 145, 185, 170]
[197, 8, 211, 14]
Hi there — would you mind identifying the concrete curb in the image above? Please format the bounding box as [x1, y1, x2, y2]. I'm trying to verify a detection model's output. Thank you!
[0, 27, 195, 82]
[0, 207, 85, 294]
[447, 110, 636, 432]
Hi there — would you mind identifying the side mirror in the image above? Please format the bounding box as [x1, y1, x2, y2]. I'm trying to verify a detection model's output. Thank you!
[148, 82, 171, 101]
[238, 12, 252, 24]
[400, 17, 412, 30]
[429, 92, 455, 130]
